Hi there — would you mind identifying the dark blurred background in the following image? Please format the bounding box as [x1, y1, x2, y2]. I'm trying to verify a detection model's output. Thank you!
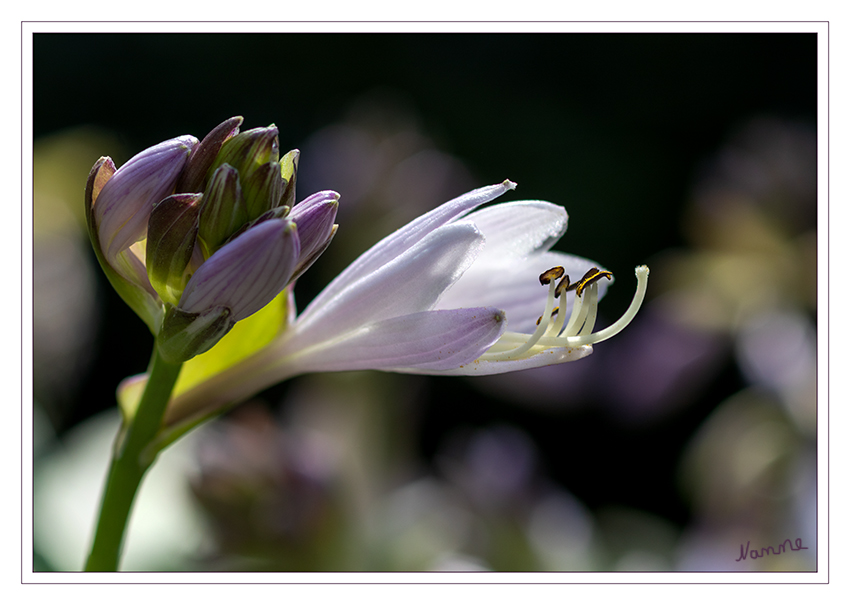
[32, 32, 818, 571]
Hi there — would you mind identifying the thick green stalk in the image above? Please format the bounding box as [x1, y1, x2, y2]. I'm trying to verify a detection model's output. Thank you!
[84, 347, 183, 571]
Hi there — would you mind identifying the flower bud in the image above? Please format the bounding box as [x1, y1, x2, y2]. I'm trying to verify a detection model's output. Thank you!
[95, 135, 198, 261]
[198, 164, 248, 255]
[146, 193, 203, 306]
[208, 125, 279, 186]
[86, 155, 164, 331]
[85, 116, 339, 346]
[175, 116, 244, 194]
[178, 218, 300, 322]
[242, 161, 285, 220]
[158, 304, 234, 363]
[288, 191, 339, 281]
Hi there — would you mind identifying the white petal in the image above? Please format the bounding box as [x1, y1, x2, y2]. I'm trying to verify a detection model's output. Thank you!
[288, 222, 485, 348]
[458, 201, 567, 259]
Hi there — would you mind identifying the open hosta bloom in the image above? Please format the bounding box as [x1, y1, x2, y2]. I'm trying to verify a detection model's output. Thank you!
[85, 117, 339, 362]
[162, 180, 648, 428]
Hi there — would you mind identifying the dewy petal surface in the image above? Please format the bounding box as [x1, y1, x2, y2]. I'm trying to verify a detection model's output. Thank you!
[456, 200, 568, 258]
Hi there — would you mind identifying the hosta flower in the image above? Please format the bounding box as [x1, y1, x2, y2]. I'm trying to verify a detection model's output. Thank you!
[85, 117, 339, 362]
[161, 180, 648, 427]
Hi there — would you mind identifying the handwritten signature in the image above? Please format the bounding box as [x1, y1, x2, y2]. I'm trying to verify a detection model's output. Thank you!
[736, 538, 808, 561]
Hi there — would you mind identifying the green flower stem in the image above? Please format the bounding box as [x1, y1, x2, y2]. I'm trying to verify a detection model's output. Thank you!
[84, 346, 183, 571]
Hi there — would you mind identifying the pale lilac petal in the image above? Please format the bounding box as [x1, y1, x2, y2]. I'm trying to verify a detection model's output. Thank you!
[309, 181, 516, 309]
[96, 135, 198, 260]
[457, 201, 567, 259]
[437, 251, 610, 333]
[289, 222, 485, 348]
[179, 219, 300, 321]
[280, 307, 506, 373]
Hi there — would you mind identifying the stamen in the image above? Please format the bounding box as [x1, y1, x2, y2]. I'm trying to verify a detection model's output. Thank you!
[538, 272, 571, 332]
[543, 265, 648, 346]
[548, 274, 571, 336]
[561, 282, 589, 335]
[578, 282, 599, 335]
[480, 265, 649, 362]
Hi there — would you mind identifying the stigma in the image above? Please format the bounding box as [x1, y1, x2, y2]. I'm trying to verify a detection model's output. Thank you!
[480, 264, 649, 362]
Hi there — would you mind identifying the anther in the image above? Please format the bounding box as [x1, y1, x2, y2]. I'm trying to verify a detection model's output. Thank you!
[574, 267, 613, 297]
[554, 274, 572, 298]
[539, 266, 565, 285]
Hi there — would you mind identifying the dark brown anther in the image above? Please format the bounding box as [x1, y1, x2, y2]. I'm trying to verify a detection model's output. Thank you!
[574, 267, 613, 297]
[539, 266, 565, 285]
[554, 274, 572, 297]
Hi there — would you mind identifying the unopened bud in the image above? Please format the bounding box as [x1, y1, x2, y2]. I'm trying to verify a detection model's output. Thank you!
[95, 135, 198, 261]
[198, 164, 248, 254]
[176, 116, 244, 193]
[288, 191, 339, 281]
[242, 161, 284, 220]
[208, 125, 279, 185]
[178, 218, 300, 322]
[146, 193, 203, 305]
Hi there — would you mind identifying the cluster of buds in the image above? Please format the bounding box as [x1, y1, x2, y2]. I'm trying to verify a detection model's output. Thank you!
[85, 117, 339, 362]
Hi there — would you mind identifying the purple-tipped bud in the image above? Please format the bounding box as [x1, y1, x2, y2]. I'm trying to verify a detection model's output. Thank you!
[178, 218, 301, 322]
[176, 116, 244, 194]
[85, 156, 117, 232]
[95, 135, 198, 261]
[289, 191, 340, 281]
